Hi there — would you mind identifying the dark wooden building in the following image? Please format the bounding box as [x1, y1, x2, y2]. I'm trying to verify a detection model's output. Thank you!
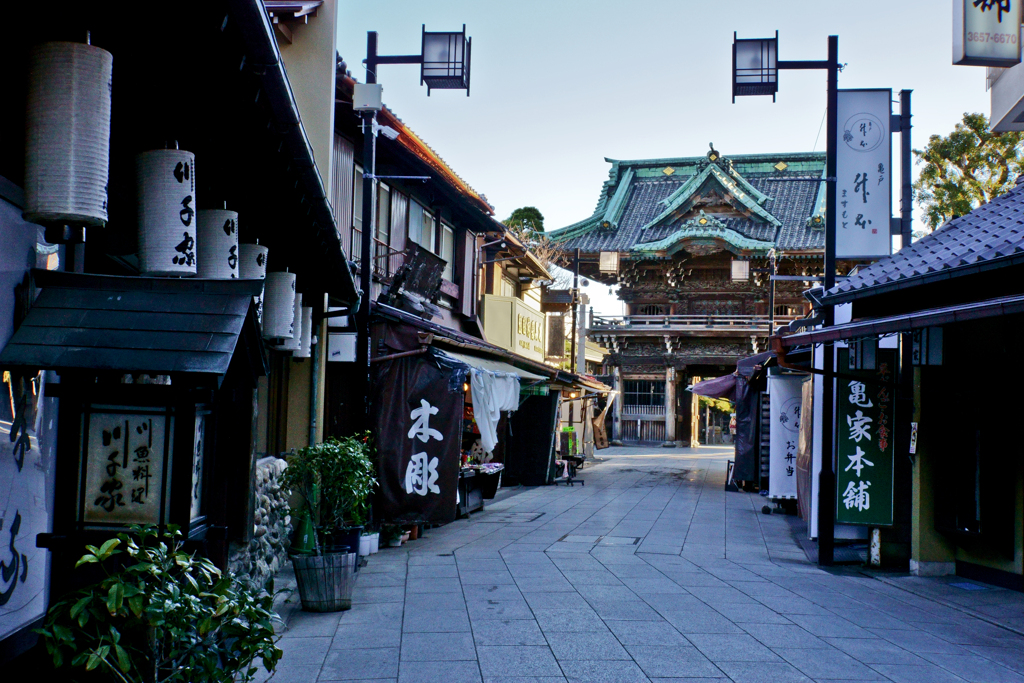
[549, 147, 827, 445]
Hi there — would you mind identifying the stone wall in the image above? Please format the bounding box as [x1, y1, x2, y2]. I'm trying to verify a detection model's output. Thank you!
[229, 456, 291, 590]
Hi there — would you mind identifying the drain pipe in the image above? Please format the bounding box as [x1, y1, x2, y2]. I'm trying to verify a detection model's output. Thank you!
[309, 331, 320, 447]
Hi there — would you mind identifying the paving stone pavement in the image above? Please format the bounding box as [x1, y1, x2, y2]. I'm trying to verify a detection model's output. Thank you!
[260, 446, 1024, 683]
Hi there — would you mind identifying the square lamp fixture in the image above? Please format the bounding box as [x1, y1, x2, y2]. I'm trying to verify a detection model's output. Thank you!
[733, 31, 778, 102]
[421, 24, 471, 94]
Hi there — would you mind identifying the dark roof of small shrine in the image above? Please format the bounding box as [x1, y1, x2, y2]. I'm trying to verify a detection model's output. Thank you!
[0, 270, 268, 378]
[823, 177, 1024, 304]
[547, 151, 827, 255]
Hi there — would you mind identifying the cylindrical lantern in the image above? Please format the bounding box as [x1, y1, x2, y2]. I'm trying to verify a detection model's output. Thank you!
[263, 271, 296, 339]
[239, 243, 269, 323]
[294, 307, 314, 358]
[137, 149, 197, 276]
[279, 294, 304, 351]
[24, 41, 113, 227]
[197, 209, 239, 278]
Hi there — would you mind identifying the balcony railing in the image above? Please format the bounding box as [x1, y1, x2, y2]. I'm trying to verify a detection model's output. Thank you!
[350, 227, 405, 281]
[623, 404, 666, 416]
[591, 314, 800, 331]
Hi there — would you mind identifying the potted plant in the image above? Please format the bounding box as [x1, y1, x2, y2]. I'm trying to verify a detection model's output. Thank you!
[36, 526, 281, 683]
[280, 434, 376, 611]
[380, 524, 403, 548]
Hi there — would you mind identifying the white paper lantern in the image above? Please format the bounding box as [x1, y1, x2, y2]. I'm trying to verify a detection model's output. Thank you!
[279, 294, 304, 351]
[239, 243, 269, 323]
[137, 149, 197, 276]
[263, 271, 296, 339]
[24, 41, 113, 227]
[197, 209, 239, 278]
[294, 307, 314, 358]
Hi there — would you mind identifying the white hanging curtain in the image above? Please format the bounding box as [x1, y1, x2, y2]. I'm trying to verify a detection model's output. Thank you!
[469, 368, 520, 454]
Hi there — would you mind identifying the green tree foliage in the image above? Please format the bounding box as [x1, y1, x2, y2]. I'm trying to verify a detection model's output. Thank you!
[279, 435, 377, 543]
[503, 206, 544, 236]
[37, 526, 281, 683]
[914, 113, 1024, 232]
[698, 395, 733, 415]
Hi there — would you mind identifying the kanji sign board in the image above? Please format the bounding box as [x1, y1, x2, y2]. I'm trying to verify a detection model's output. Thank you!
[836, 89, 893, 259]
[835, 348, 896, 526]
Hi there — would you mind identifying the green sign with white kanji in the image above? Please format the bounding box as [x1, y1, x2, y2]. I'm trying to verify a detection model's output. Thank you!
[835, 348, 895, 526]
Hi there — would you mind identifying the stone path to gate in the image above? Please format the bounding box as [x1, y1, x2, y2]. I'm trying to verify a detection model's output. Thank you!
[263, 446, 1024, 683]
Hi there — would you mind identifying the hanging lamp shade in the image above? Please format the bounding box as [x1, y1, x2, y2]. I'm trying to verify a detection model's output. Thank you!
[294, 306, 314, 358]
[278, 293, 303, 351]
[263, 271, 296, 339]
[239, 243, 269, 323]
[23, 41, 113, 228]
[137, 149, 197, 276]
[196, 209, 239, 278]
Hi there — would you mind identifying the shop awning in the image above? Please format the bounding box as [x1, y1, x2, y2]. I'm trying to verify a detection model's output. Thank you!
[435, 350, 547, 381]
[0, 270, 267, 379]
[687, 374, 737, 401]
[774, 292, 1024, 349]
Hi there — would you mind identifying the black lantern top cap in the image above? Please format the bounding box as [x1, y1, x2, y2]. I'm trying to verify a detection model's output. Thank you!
[733, 31, 778, 102]
[421, 24, 471, 95]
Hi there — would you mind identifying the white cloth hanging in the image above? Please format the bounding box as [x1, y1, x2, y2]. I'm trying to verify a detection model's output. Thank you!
[469, 368, 520, 454]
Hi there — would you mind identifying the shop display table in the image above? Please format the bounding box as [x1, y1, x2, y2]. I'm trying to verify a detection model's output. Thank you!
[457, 464, 504, 517]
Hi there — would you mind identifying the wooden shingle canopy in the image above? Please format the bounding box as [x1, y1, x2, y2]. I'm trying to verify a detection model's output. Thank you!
[0, 270, 268, 379]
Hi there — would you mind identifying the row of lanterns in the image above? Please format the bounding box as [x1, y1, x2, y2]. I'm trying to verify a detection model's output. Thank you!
[23, 40, 313, 358]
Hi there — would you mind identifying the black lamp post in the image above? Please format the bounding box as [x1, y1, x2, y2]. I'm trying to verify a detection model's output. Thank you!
[732, 32, 840, 567]
[355, 27, 471, 430]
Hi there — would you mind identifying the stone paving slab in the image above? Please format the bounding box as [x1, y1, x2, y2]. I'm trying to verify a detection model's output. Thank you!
[262, 446, 1024, 683]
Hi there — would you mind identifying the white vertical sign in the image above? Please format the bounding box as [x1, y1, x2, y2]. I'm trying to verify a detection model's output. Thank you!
[836, 89, 892, 259]
[953, 0, 1022, 67]
[768, 374, 804, 500]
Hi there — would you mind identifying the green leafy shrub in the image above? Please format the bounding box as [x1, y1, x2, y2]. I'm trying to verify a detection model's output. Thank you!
[36, 526, 281, 683]
[279, 434, 377, 549]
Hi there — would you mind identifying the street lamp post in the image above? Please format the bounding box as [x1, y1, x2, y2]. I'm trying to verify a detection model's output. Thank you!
[733, 32, 840, 566]
[355, 26, 472, 431]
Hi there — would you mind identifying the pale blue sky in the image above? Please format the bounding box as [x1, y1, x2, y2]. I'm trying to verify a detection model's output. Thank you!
[336, 1, 991, 312]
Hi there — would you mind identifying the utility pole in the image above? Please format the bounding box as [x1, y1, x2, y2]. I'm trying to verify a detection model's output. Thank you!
[355, 32, 380, 431]
[569, 248, 580, 374]
[817, 35, 839, 567]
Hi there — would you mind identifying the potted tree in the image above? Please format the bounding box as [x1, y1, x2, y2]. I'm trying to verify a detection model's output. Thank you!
[280, 434, 376, 611]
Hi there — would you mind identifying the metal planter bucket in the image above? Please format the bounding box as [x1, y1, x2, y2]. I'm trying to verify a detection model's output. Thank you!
[291, 551, 357, 612]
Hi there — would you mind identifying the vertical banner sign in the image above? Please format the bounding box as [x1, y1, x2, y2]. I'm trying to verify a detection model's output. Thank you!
[836, 89, 893, 259]
[374, 353, 462, 524]
[953, 0, 1022, 67]
[768, 374, 803, 500]
[836, 348, 896, 526]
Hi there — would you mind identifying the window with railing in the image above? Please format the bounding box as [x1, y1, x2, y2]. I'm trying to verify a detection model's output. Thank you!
[623, 380, 666, 415]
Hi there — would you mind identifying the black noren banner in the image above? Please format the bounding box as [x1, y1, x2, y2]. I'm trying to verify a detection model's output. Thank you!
[373, 354, 462, 524]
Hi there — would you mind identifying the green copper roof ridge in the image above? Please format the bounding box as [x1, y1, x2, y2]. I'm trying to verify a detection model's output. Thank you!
[716, 163, 770, 205]
[709, 164, 780, 226]
[608, 151, 826, 168]
[546, 214, 601, 241]
[645, 163, 781, 230]
[631, 217, 776, 255]
[548, 162, 621, 242]
[601, 167, 634, 230]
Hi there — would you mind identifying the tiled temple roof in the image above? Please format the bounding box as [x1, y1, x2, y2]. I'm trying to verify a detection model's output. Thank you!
[548, 151, 827, 255]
